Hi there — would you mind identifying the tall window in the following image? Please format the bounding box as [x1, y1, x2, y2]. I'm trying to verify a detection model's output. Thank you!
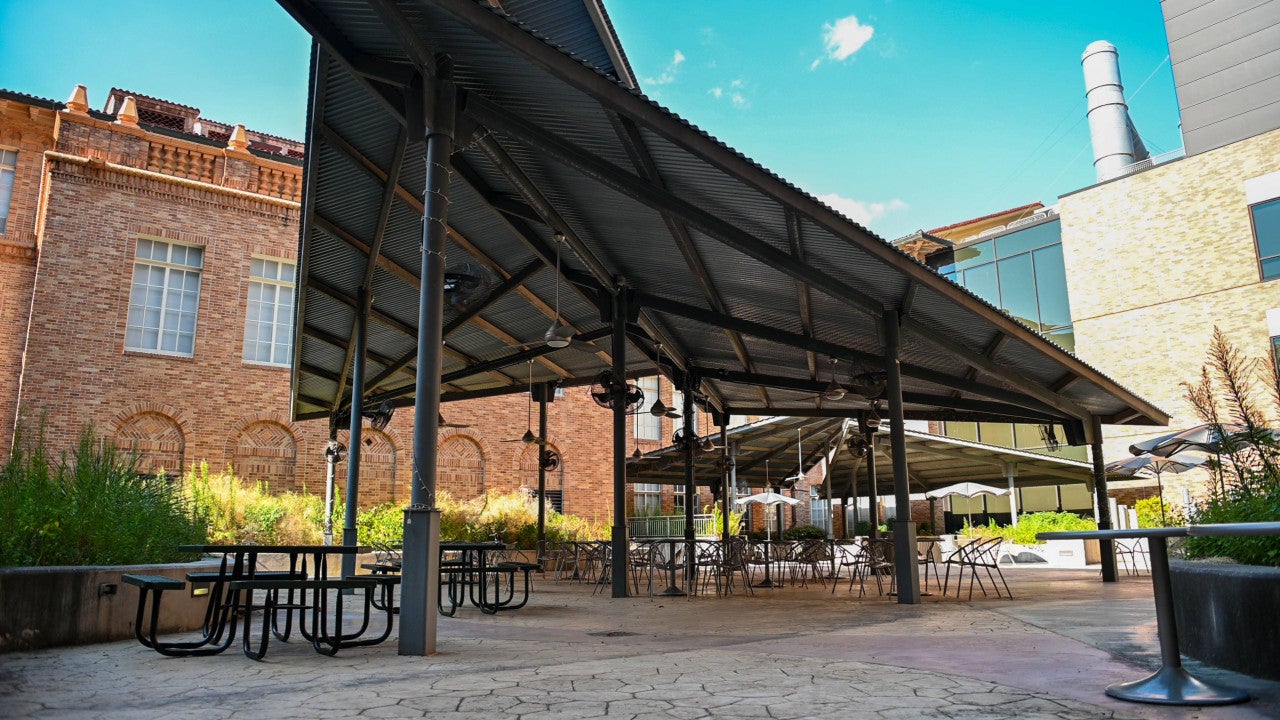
[634, 483, 661, 514]
[125, 238, 203, 356]
[0, 148, 16, 234]
[673, 485, 698, 513]
[635, 376, 661, 440]
[1252, 199, 1280, 280]
[244, 257, 296, 365]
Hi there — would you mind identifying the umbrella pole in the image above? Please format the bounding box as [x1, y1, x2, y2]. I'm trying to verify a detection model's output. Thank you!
[1155, 470, 1166, 525]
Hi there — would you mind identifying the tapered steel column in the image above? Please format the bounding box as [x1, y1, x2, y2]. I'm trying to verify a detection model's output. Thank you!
[341, 287, 367, 581]
[1091, 415, 1118, 582]
[884, 309, 921, 604]
[682, 381, 696, 587]
[401, 57, 454, 656]
[865, 425, 879, 539]
[610, 279, 629, 597]
[536, 388, 548, 567]
[721, 421, 730, 542]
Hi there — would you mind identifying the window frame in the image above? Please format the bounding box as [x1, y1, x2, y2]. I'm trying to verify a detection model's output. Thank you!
[633, 482, 662, 514]
[0, 147, 17, 235]
[634, 376, 661, 441]
[1250, 197, 1280, 281]
[124, 237, 204, 357]
[242, 255, 297, 367]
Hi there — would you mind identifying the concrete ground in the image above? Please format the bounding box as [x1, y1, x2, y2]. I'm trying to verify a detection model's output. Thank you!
[2, 565, 1278, 720]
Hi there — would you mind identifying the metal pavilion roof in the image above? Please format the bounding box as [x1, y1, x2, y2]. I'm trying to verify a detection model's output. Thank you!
[627, 418, 1095, 497]
[282, 0, 1169, 439]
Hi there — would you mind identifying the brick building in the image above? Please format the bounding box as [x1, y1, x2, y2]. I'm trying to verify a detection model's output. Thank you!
[0, 84, 718, 524]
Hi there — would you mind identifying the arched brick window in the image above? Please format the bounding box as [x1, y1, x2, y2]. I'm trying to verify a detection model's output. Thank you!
[520, 442, 564, 513]
[349, 429, 398, 503]
[114, 412, 184, 476]
[439, 436, 485, 500]
[231, 421, 297, 487]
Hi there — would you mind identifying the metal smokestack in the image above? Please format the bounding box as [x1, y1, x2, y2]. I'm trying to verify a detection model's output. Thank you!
[1082, 40, 1148, 182]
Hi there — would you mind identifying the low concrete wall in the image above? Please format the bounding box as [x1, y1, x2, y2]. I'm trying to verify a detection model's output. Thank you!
[0, 560, 221, 652]
[1170, 559, 1280, 680]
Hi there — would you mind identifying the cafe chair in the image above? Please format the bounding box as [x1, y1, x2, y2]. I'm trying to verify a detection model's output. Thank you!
[1115, 537, 1150, 576]
[942, 537, 1012, 600]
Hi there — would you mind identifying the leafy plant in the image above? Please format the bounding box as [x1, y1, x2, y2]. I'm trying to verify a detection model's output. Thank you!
[0, 422, 206, 566]
[1179, 328, 1280, 566]
[782, 524, 827, 540]
[1135, 496, 1184, 528]
[961, 512, 1096, 546]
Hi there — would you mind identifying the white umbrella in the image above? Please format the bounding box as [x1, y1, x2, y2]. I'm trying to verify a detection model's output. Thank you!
[924, 482, 1010, 535]
[1106, 452, 1205, 524]
[735, 492, 800, 542]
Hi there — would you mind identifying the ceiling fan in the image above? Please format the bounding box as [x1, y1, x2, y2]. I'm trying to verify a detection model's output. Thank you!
[646, 343, 681, 419]
[672, 427, 723, 455]
[536, 232, 598, 351]
[589, 369, 645, 414]
[444, 261, 493, 313]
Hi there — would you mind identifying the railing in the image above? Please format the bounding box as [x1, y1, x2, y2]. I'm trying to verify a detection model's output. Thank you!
[627, 514, 717, 538]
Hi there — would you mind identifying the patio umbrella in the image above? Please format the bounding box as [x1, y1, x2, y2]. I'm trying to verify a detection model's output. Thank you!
[735, 492, 799, 543]
[1127, 423, 1251, 457]
[1105, 452, 1206, 523]
[924, 482, 1010, 535]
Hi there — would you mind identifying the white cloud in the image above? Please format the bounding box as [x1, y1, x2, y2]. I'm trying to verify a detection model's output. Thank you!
[644, 50, 686, 86]
[812, 15, 874, 69]
[816, 193, 906, 227]
[731, 93, 749, 109]
[709, 87, 723, 99]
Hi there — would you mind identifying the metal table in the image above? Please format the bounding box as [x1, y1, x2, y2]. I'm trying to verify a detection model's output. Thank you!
[1188, 521, 1280, 537]
[1037, 528, 1249, 706]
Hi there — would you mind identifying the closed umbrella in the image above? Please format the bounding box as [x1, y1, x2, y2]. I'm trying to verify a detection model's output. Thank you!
[924, 482, 1010, 536]
[1106, 452, 1205, 524]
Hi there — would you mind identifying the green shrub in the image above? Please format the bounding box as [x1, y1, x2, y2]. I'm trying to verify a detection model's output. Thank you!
[962, 512, 1096, 546]
[782, 524, 827, 540]
[1135, 496, 1184, 528]
[355, 502, 404, 546]
[1185, 485, 1280, 566]
[852, 521, 875, 536]
[0, 423, 206, 566]
[183, 463, 324, 545]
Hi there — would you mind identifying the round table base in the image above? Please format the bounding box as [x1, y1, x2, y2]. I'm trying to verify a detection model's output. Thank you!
[1105, 666, 1249, 706]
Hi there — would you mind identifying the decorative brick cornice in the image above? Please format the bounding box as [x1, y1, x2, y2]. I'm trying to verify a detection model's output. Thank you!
[0, 241, 37, 261]
[44, 150, 299, 220]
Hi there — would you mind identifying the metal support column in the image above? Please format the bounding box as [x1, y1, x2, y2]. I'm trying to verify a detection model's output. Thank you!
[682, 380, 696, 587]
[865, 423, 879, 539]
[1091, 415, 1118, 582]
[536, 386, 549, 568]
[884, 309, 921, 604]
[401, 57, 454, 656]
[720, 420, 730, 542]
[1005, 463, 1019, 528]
[610, 278, 629, 598]
[341, 287, 367, 581]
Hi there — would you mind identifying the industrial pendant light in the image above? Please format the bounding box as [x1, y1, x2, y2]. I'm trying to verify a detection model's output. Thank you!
[521, 360, 537, 444]
[649, 343, 673, 417]
[544, 233, 571, 348]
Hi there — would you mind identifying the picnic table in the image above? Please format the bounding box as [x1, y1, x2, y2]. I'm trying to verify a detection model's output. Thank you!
[124, 543, 391, 660]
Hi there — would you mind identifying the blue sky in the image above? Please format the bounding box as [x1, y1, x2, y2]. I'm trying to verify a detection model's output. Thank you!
[0, 0, 1181, 239]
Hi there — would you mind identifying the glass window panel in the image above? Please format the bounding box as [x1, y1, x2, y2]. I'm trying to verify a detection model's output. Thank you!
[978, 423, 1014, 448]
[125, 327, 142, 347]
[1252, 200, 1280, 277]
[1045, 327, 1075, 353]
[178, 334, 194, 355]
[951, 240, 994, 272]
[996, 253, 1039, 328]
[263, 259, 279, 280]
[946, 422, 978, 442]
[280, 262, 295, 283]
[1032, 245, 1072, 332]
[0, 149, 15, 165]
[961, 263, 999, 305]
[250, 257, 265, 278]
[135, 239, 153, 259]
[995, 219, 1060, 258]
[1261, 255, 1280, 282]
[142, 328, 158, 348]
[1059, 484, 1093, 511]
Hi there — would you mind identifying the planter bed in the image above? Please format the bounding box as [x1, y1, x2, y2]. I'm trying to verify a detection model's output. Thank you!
[1170, 559, 1280, 680]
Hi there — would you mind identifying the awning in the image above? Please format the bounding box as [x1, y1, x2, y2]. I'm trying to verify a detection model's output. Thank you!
[282, 0, 1169, 434]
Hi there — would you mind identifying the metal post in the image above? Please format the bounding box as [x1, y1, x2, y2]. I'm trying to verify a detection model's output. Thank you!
[865, 426, 879, 539]
[1090, 415, 1118, 582]
[341, 287, 367, 581]
[1005, 463, 1019, 528]
[721, 420, 730, 542]
[401, 57, 454, 656]
[681, 381, 696, 588]
[824, 436, 834, 540]
[729, 441, 739, 534]
[610, 278, 629, 598]
[884, 309, 920, 604]
[323, 438, 343, 546]
[536, 386, 548, 568]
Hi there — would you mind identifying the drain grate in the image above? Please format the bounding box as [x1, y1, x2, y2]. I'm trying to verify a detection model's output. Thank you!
[587, 630, 639, 637]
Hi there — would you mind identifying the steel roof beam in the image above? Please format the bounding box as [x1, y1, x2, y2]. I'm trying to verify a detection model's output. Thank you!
[610, 113, 767, 408]
[786, 208, 819, 391]
[333, 127, 408, 413]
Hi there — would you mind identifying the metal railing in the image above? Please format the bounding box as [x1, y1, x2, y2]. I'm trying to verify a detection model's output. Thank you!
[627, 514, 717, 538]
